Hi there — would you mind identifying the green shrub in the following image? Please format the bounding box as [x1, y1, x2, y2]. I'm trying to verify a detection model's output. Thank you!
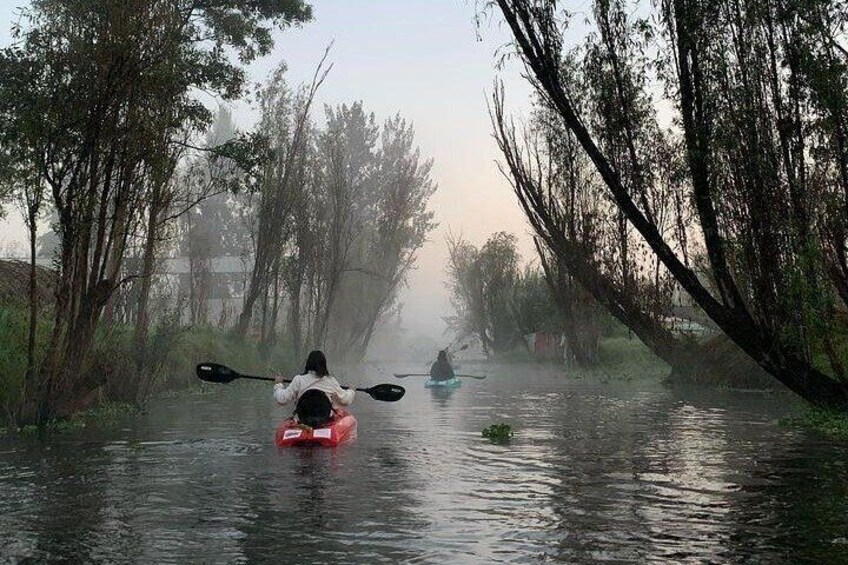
[0, 307, 28, 417]
[0, 307, 51, 420]
[565, 336, 668, 382]
[14, 401, 137, 437]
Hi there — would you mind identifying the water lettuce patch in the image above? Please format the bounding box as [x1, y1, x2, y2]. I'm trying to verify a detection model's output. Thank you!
[482, 423, 514, 443]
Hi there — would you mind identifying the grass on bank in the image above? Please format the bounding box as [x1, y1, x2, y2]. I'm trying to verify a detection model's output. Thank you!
[781, 407, 848, 441]
[562, 336, 670, 382]
[12, 401, 138, 436]
[0, 307, 53, 425]
[0, 306, 297, 433]
[471, 333, 670, 381]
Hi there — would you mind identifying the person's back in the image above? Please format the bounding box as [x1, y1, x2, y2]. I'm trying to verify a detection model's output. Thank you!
[429, 350, 455, 382]
[273, 351, 354, 426]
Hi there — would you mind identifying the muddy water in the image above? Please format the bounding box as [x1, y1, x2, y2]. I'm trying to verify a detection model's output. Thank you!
[2, 363, 847, 563]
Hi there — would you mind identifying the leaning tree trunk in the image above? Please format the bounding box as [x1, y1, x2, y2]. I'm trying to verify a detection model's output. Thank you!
[494, 0, 848, 409]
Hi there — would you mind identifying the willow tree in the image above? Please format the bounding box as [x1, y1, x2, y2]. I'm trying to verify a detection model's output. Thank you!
[447, 232, 525, 355]
[234, 95, 435, 360]
[235, 59, 328, 343]
[493, 50, 692, 372]
[0, 0, 311, 422]
[295, 105, 435, 360]
[491, 0, 848, 408]
[326, 114, 437, 359]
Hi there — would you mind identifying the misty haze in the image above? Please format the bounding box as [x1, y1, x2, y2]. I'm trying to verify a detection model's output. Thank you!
[1, 1, 848, 563]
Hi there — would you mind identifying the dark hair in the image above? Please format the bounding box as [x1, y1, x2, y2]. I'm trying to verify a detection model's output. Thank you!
[437, 350, 448, 362]
[304, 350, 329, 377]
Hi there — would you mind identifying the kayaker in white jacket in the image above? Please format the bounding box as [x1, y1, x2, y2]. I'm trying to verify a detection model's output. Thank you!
[274, 350, 354, 426]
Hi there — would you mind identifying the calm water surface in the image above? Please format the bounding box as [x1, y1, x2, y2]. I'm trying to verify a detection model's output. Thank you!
[2, 363, 848, 563]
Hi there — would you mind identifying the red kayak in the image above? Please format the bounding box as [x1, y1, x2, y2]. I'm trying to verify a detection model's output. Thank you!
[274, 409, 358, 447]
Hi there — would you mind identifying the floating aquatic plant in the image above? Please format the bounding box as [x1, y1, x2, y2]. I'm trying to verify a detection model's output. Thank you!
[482, 423, 513, 443]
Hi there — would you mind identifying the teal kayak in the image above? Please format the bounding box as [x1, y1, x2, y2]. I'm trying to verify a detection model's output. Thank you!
[425, 377, 462, 388]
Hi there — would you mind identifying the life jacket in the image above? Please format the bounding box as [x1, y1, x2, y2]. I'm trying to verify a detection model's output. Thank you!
[294, 388, 333, 428]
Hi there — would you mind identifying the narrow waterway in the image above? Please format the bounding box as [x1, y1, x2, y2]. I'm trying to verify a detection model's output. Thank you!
[2, 363, 847, 563]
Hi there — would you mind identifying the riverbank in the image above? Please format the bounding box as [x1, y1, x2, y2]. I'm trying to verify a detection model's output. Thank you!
[781, 407, 848, 441]
[0, 305, 296, 430]
[0, 401, 137, 437]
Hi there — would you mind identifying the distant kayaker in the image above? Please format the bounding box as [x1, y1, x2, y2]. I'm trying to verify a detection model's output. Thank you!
[429, 350, 455, 382]
[273, 350, 354, 427]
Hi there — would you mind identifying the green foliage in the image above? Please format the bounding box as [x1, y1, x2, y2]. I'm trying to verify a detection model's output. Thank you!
[168, 325, 294, 387]
[482, 423, 514, 443]
[0, 0, 312, 179]
[251, 89, 437, 360]
[492, 0, 848, 406]
[0, 305, 295, 428]
[12, 401, 137, 437]
[512, 267, 562, 334]
[0, 307, 29, 419]
[781, 407, 848, 441]
[567, 337, 669, 382]
[0, 0, 313, 423]
[209, 132, 272, 193]
[811, 322, 848, 380]
[0, 306, 52, 420]
[448, 232, 562, 355]
[131, 320, 295, 399]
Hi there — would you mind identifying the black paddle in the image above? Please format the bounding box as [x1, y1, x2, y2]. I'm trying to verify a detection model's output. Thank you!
[196, 362, 405, 402]
[393, 373, 487, 379]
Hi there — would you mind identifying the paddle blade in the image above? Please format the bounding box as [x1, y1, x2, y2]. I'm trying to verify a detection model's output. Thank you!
[196, 362, 240, 384]
[364, 383, 405, 402]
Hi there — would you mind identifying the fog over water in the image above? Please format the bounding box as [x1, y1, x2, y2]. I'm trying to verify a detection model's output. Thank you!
[0, 0, 536, 340]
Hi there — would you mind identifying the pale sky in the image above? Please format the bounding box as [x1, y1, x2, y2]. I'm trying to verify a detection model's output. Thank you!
[0, 0, 538, 338]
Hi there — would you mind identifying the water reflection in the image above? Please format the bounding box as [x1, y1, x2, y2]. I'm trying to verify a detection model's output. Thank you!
[1, 364, 847, 563]
[428, 386, 457, 408]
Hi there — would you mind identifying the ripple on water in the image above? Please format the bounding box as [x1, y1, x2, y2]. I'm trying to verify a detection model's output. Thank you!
[2, 370, 848, 563]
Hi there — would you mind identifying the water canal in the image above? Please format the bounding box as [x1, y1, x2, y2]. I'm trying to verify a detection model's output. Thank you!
[2, 363, 847, 563]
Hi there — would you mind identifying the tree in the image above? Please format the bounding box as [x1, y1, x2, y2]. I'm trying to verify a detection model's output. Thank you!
[290, 104, 436, 360]
[447, 232, 524, 354]
[235, 57, 328, 343]
[534, 242, 602, 366]
[490, 0, 848, 408]
[0, 0, 312, 422]
[493, 77, 690, 370]
[326, 114, 437, 359]
[233, 85, 436, 361]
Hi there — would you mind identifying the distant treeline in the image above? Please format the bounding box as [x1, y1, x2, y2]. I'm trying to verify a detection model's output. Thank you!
[445, 231, 603, 365]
